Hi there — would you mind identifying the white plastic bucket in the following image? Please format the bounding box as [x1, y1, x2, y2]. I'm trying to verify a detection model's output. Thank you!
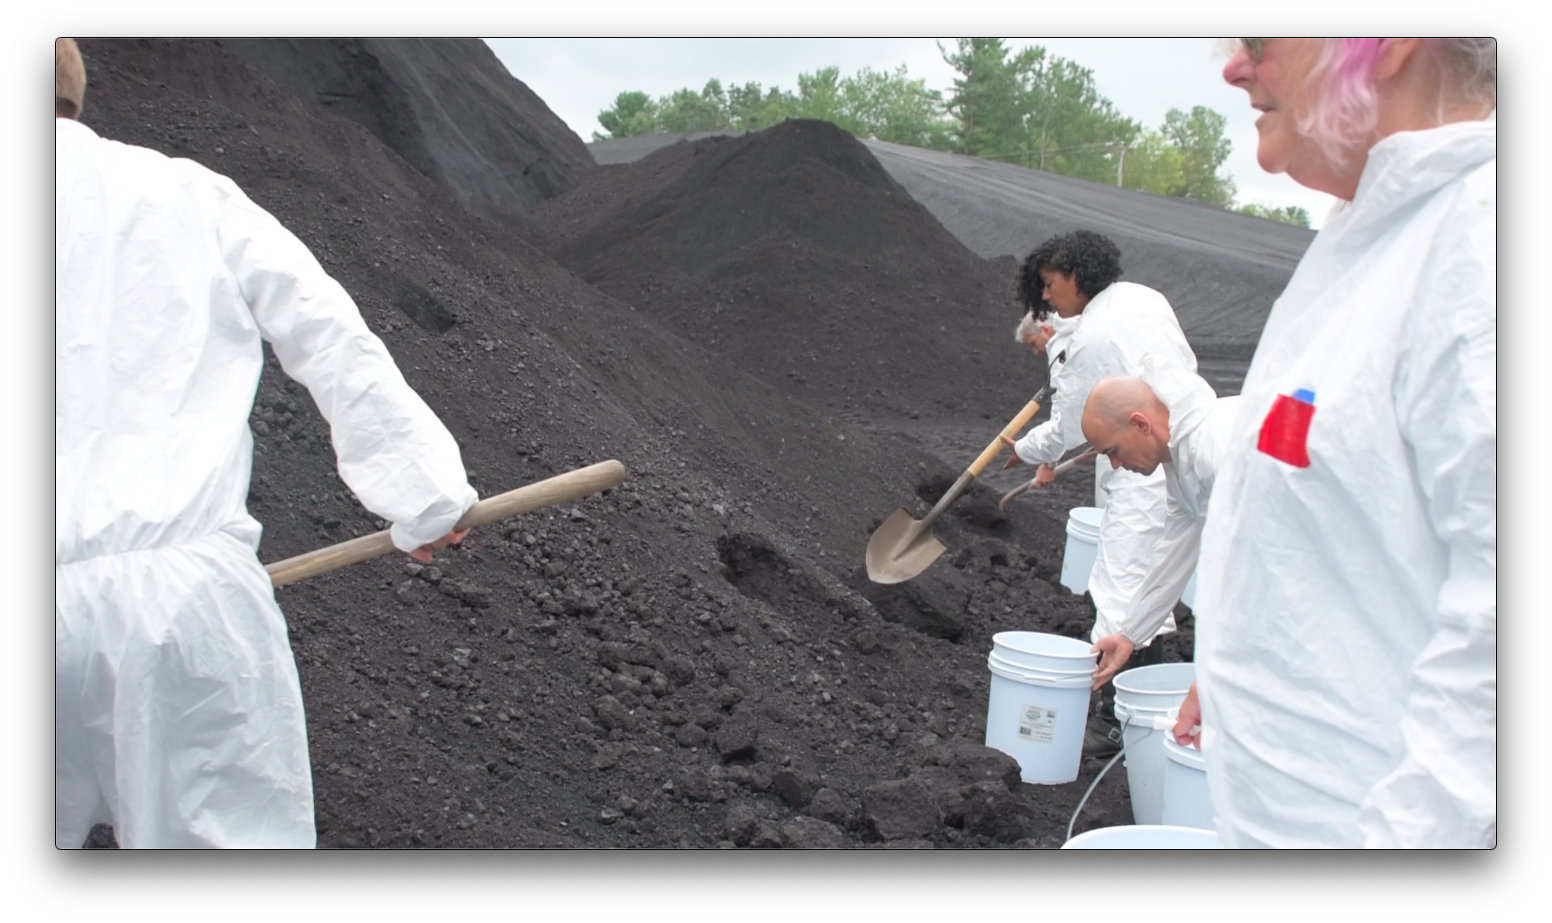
[984, 655, 1093, 785]
[1062, 824, 1219, 849]
[1113, 663, 1196, 825]
[1059, 507, 1103, 594]
[988, 651, 1093, 681]
[990, 631, 1099, 675]
[1161, 729, 1214, 830]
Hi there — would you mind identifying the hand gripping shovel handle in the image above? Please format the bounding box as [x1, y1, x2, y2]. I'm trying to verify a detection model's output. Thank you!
[917, 386, 1049, 531]
[967, 387, 1049, 477]
[264, 459, 627, 588]
[865, 388, 1050, 584]
[998, 446, 1098, 511]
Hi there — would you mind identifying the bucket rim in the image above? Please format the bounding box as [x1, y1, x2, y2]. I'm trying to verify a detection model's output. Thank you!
[987, 651, 1095, 676]
[1061, 824, 1219, 849]
[1067, 507, 1103, 528]
[1066, 524, 1101, 542]
[1113, 662, 1197, 696]
[1162, 734, 1206, 769]
[986, 657, 1095, 688]
[992, 630, 1097, 661]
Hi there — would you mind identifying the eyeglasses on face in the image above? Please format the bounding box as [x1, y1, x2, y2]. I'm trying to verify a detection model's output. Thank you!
[1241, 38, 1265, 64]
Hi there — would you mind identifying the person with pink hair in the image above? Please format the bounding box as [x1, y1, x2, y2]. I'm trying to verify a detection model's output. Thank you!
[1184, 40, 1495, 847]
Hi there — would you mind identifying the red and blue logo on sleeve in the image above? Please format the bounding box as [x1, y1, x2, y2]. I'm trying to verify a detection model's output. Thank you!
[1257, 388, 1315, 468]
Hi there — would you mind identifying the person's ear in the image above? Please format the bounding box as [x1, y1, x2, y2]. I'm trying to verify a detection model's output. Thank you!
[1374, 38, 1423, 81]
[1128, 411, 1151, 435]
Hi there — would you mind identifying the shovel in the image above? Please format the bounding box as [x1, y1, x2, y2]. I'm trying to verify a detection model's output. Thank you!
[997, 445, 1099, 511]
[265, 459, 626, 587]
[865, 387, 1049, 584]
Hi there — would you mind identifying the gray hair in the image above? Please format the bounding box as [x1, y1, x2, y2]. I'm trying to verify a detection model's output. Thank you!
[1429, 38, 1497, 112]
[1014, 312, 1046, 345]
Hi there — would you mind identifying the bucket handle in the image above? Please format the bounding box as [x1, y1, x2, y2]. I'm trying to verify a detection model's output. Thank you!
[987, 659, 1094, 687]
[1114, 701, 1178, 732]
[1026, 674, 1086, 687]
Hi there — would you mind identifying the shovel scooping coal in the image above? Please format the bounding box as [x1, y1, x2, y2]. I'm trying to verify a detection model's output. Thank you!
[866, 387, 1049, 584]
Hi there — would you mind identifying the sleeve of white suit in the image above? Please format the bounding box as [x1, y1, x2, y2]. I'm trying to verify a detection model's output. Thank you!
[209, 174, 477, 552]
[1012, 358, 1091, 466]
[1116, 495, 1201, 647]
[1356, 209, 1496, 848]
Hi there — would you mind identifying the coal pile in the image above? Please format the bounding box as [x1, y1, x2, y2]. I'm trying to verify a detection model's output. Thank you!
[536, 120, 1031, 424]
[71, 39, 1188, 849]
[221, 39, 595, 222]
[858, 139, 1313, 366]
[588, 133, 1314, 397]
[75, 37, 593, 241]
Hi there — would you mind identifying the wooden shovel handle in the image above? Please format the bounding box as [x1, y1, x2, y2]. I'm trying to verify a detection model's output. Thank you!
[264, 459, 627, 588]
[967, 391, 1047, 477]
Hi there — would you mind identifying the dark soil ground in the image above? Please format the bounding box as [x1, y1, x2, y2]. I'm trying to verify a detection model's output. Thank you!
[70, 39, 1277, 849]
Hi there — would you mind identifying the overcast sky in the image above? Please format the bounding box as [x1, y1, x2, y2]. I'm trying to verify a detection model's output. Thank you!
[485, 37, 1341, 227]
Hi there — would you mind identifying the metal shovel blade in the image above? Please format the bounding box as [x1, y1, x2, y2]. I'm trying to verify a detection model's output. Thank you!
[865, 507, 948, 584]
[864, 386, 1051, 585]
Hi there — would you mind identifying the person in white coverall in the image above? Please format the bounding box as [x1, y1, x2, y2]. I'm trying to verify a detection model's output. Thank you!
[999, 230, 1198, 753]
[55, 39, 477, 848]
[1190, 39, 1496, 847]
[1080, 366, 1240, 691]
[1012, 309, 1079, 467]
[1014, 308, 1079, 380]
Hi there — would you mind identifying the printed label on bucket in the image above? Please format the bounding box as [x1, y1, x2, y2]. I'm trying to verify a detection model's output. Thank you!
[1018, 705, 1057, 744]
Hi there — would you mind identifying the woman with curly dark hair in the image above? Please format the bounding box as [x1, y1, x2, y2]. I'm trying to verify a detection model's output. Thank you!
[1004, 229, 1198, 754]
[1015, 229, 1123, 320]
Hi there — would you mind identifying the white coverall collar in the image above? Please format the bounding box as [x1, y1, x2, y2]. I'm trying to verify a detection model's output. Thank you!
[1048, 312, 1080, 336]
[1343, 120, 1496, 239]
[57, 116, 97, 140]
[1138, 358, 1217, 460]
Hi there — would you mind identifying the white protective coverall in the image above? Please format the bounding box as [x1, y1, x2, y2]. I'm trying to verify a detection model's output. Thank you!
[1110, 363, 1239, 647]
[1038, 314, 1110, 508]
[1042, 312, 1079, 375]
[1039, 311, 1077, 448]
[1012, 281, 1197, 643]
[1194, 120, 1496, 847]
[56, 118, 478, 848]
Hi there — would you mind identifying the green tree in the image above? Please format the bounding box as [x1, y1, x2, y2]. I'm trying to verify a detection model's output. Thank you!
[593, 90, 658, 140]
[655, 79, 733, 133]
[1026, 55, 1140, 183]
[588, 50, 1250, 217]
[838, 65, 952, 148]
[727, 81, 796, 131]
[1119, 130, 1186, 196]
[940, 40, 1139, 180]
[1237, 202, 1313, 228]
[792, 66, 851, 128]
[939, 38, 1029, 157]
[1163, 106, 1236, 207]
